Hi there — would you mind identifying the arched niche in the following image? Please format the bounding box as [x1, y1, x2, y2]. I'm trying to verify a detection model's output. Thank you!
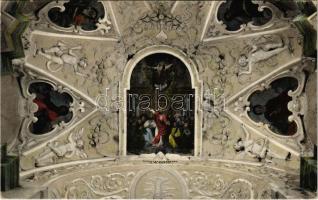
[119, 45, 202, 156]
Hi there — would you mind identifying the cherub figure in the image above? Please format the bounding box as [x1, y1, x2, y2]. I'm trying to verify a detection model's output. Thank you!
[239, 36, 287, 75]
[88, 123, 109, 148]
[234, 124, 291, 162]
[35, 128, 87, 167]
[35, 41, 88, 76]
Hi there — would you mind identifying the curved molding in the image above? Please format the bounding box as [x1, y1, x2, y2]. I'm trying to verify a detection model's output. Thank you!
[22, 160, 298, 199]
[203, 1, 291, 42]
[10, 58, 95, 154]
[33, 0, 114, 37]
[225, 58, 313, 156]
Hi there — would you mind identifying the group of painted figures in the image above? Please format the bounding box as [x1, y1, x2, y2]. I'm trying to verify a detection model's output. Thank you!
[127, 108, 194, 154]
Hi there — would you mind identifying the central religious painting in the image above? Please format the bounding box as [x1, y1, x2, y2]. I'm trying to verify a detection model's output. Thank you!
[127, 53, 195, 155]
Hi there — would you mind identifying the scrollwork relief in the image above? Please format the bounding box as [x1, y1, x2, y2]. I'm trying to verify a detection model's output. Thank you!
[206, 1, 290, 38]
[217, 0, 273, 32]
[227, 59, 312, 155]
[33, 0, 113, 36]
[131, 3, 187, 36]
[61, 172, 135, 199]
[181, 170, 255, 199]
[10, 58, 92, 153]
[121, 2, 203, 56]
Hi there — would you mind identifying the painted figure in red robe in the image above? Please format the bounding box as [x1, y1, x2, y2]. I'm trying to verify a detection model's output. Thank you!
[149, 109, 169, 146]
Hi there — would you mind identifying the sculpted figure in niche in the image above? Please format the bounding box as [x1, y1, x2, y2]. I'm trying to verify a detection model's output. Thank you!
[234, 124, 291, 162]
[35, 41, 88, 76]
[35, 128, 87, 167]
[239, 35, 287, 75]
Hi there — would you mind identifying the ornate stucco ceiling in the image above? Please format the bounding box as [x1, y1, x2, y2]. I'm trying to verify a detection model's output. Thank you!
[1, 0, 317, 199]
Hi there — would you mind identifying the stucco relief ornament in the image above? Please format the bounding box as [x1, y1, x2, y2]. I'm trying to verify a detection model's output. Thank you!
[34, 41, 88, 76]
[202, 88, 223, 133]
[234, 124, 291, 163]
[228, 59, 312, 155]
[130, 3, 189, 42]
[133, 5, 185, 33]
[35, 128, 87, 167]
[130, 168, 188, 199]
[10, 58, 89, 153]
[63, 172, 136, 199]
[237, 34, 287, 76]
[181, 171, 255, 199]
[33, 0, 112, 36]
[88, 123, 110, 148]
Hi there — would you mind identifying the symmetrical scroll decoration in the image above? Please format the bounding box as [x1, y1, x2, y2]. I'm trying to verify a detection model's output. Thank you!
[121, 2, 203, 55]
[205, 1, 290, 38]
[55, 172, 136, 199]
[33, 0, 113, 36]
[131, 3, 187, 36]
[10, 58, 92, 153]
[21, 159, 305, 199]
[227, 59, 312, 155]
[182, 171, 255, 199]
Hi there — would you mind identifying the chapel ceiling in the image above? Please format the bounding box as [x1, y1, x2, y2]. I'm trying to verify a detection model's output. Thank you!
[1, 0, 317, 188]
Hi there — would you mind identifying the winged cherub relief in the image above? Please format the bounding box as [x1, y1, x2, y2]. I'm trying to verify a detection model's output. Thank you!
[34, 41, 88, 76]
[35, 128, 87, 167]
[234, 124, 291, 163]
